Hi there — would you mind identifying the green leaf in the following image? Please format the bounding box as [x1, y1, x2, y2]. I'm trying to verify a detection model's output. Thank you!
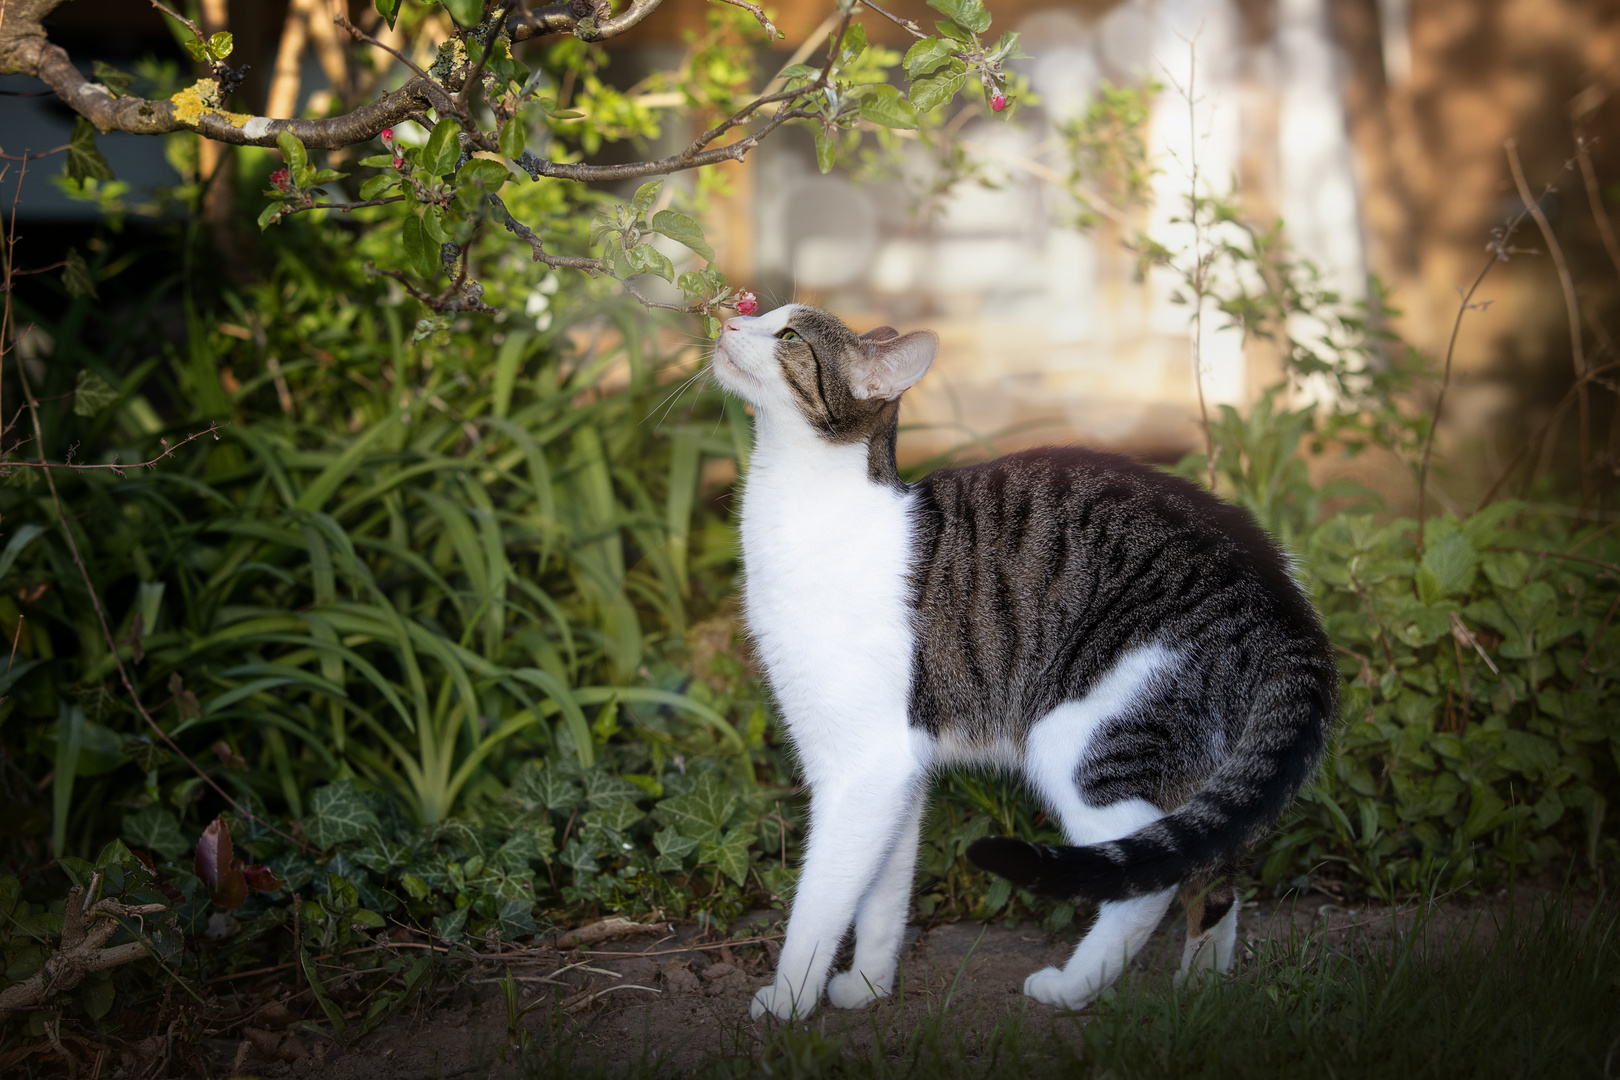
[401, 873, 429, 900]
[837, 23, 868, 68]
[499, 116, 526, 159]
[59, 248, 99, 301]
[1416, 524, 1478, 604]
[630, 179, 664, 217]
[91, 60, 135, 97]
[903, 38, 955, 79]
[775, 62, 819, 83]
[375, 0, 401, 28]
[122, 805, 190, 860]
[496, 897, 537, 940]
[859, 84, 919, 129]
[584, 770, 645, 808]
[425, 118, 463, 177]
[358, 173, 397, 200]
[813, 125, 836, 174]
[457, 158, 510, 195]
[510, 762, 583, 812]
[927, 0, 991, 33]
[183, 38, 209, 62]
[624, 243, 675, 282]
[655, 774, 738, 845]
[80, 972, 115, 1020]
[649, 210, 714, 262]
[910, 66, 968, 112]
[444, 0, 486, 26]
[698, 827, 753, 886]
[73, 369, 117, 415]
[653, 826, 699, 864]
[402, 215, 437, 278]
[276, 128, 307, 176]
[0, 523, 46, 582]
[65, 116, 113, 187]
[207, 32, 234, 60]
[305, 781, 380, 848]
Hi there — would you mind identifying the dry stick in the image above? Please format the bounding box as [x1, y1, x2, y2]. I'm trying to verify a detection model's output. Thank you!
[1477, 359, 1620, 508]
[1576, 134, 1620, 287]
[1417, 148, 1557, 554]
[0, 145, 69, 161]
[1, 163, 308, 855]
[1170, 41, 1218, 492]
[1507, 138, 1591, 508]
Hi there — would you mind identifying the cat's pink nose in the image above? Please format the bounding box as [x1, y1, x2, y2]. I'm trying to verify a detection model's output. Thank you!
[722, 317, 749, 333]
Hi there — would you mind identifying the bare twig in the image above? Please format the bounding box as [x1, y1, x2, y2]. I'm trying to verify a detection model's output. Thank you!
[1477, 358, 1620, 508]
[856, 0, 923, 36]
[336, 13, 431, 83]
[1417, 152, 1564, 553]
[1, 423, 225, 474]
[1508, 137, 1591, 507]
[0, 885, 168, 1018]
[712, 0, 781, 39]
[0, 144, 69, 161]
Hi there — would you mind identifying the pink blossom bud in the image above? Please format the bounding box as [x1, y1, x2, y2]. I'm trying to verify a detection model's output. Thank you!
[991, 93, 1008, 113]
[269, 168, 290, 189]
[381, 127, 395, 145]
[735, 291, 759, 317]
[392, 156, 404, 169]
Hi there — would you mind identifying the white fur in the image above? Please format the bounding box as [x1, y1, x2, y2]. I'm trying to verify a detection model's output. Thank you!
[718, 308, 1199, 1021]
[1176, 900, 1239, 985]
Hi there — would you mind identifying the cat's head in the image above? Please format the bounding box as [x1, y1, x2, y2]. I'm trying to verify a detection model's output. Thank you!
[710, 304, 938, 443]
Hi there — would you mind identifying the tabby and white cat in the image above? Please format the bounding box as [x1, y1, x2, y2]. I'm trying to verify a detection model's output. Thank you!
[711, 304, 1337, 1021]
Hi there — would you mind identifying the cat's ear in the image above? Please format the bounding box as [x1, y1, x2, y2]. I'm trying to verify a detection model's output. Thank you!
[859, 325, 901, 343]
[848, 330, 938, 401]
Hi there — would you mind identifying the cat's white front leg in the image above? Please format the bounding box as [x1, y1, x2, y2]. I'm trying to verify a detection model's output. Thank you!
[826, 796, 923, 1008]
[752, 764, 923, 1021]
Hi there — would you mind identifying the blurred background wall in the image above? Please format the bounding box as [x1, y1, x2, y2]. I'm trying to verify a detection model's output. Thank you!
[6, 0, 1619, 497]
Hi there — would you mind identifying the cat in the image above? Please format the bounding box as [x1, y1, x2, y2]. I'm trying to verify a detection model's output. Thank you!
[709, 304, 1338, 1021]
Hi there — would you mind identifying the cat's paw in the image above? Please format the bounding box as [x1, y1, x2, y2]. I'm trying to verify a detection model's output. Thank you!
[827, 970, 889, 1009]
[1023, 966, 1093, 1011]
[751, 981, 816, 1021]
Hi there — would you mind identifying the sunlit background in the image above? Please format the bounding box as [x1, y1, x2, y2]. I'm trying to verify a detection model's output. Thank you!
[5, 0, 1616, 501]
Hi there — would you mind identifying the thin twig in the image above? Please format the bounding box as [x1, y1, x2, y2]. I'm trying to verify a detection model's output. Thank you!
[712, 0, 781, 39]
[1, 423, 225, 474]
[1477, 359, 1620, 508]
[147, 0, 204, 41]
[1576, 134, 1620, 288]
[1507, 137, 1591, 507]
[335, 15, 432, 83]
[856, 0, 924, 37]
[0, 146, 70, 162]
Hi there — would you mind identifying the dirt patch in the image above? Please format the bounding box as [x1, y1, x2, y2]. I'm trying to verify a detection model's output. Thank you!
[209, 891, 1552, 1079]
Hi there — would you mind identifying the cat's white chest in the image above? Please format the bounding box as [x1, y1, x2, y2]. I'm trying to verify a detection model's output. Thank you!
[738, 440, 917, 770]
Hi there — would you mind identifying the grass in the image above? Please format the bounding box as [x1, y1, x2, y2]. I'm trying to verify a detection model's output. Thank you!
[514, 894, 1620, 1080]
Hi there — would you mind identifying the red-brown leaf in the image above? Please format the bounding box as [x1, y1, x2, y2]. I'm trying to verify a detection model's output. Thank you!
[241, 864, 286, 892]
[195, 815, 249, 910]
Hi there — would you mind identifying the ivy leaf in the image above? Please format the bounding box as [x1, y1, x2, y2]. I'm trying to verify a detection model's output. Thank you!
[305, 781, 380, 848]
[433, 905, 469, 943]
[122, 805, 190, 860]
[584, 769, 646, 808]
[496, 897, 537, 940]
[654, 774, 738, 845]
[511, 762, 583, 812]
[649, 210, 714, 262]
[859, 84, 919, 130]
[91, 60, 135, 97]
[424, 118, 463, 177]
[698, 827, 753, 886]
[65, 117, 113, 187]
[73, 369, 117, 416]
[903, 38, 955, 79]
[375, 0, 402, 28]
[61, 249, 99, 301]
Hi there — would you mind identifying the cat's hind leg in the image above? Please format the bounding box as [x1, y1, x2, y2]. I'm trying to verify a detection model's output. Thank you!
[826, 796, 924, 1009]
[1018, 667, 1181, 1011]
[1175, 873, 1238, 985]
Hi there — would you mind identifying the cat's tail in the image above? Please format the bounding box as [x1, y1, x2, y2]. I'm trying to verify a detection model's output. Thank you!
[966, 657, 1336, 903]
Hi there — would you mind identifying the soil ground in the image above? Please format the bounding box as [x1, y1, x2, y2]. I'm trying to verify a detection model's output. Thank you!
[200, 890, 1528, 1080]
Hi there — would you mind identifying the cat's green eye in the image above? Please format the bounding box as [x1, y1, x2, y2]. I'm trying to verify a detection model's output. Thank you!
[777, 328, 801, 341]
